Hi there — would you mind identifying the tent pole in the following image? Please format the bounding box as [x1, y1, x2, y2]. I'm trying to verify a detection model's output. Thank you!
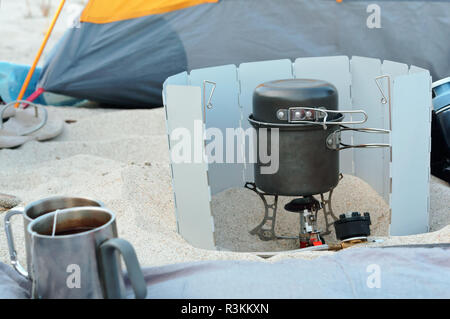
[15, 0, 67, 108]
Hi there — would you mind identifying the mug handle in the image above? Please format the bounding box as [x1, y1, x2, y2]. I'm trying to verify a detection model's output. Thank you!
[99, 238, 147, 299]
[4, 208, 29, 278]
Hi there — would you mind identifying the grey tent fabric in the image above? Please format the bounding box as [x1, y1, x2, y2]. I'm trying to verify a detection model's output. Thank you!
[1, 246, 449, 298]
[39, 0, 450, 108]
[39, 16, 187, 107]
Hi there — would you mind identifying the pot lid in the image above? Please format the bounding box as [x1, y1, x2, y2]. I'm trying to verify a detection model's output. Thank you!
[252, 79, 339, 124]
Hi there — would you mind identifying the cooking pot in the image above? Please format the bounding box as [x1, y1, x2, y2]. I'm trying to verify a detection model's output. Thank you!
[249, 79, 389, 196]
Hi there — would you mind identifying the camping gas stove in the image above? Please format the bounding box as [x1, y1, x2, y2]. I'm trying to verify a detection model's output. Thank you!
[284, 196, 325, 248]
[245, 177, 341, 248]
[245, 78, 390, 249]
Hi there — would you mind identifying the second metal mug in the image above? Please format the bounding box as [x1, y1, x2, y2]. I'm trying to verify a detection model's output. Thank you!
[4, 196, 104, 278]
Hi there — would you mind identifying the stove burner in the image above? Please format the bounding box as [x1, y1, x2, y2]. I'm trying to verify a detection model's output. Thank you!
[284, 196, 321, 213]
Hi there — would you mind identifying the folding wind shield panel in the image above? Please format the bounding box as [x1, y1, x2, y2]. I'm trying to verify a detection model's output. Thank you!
[293, 56, 353, 175]
[165, 84, 215, 249]
[190, 65, 243, 195]
[391, 72, 431, 235]
[380, 60, 410, 204]
[351, 57, 386, 200]
[238, 60, 294, 183]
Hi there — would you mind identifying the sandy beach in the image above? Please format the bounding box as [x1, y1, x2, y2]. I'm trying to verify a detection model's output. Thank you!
[0, 1, 449, 269]
[0, 105, 448, 269]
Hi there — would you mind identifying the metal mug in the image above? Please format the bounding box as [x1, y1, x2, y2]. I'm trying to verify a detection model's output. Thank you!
[27, 207, 147, 299]
[4, 196, 104, 279]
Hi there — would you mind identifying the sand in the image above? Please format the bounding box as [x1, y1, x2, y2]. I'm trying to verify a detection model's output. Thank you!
[0, 106, 449, 269]
[212, 174, 391, 252]
[0, 107, 263, 267]
[0, 1, 448, 270]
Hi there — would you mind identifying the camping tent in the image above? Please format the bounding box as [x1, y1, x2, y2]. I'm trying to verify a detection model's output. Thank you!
[38, 0, 450, 108]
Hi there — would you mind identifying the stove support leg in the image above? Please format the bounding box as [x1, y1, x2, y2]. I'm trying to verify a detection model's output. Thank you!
[319, 188, 339, 236]
[245, 182, 279, 241]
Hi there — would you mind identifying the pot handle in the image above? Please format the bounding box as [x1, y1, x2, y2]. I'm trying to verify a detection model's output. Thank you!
[99, 238, 147, 299]
[4, 207, 29, 278]
[326, 127, 390, 150]
[276, 107, 369, 130]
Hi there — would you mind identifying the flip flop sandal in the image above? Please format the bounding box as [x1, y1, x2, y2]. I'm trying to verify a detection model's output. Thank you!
[1, 106, 16, 120]
[0, 130, 33, 149]
[0, 100, 63, 149]
[5, 102, 65, 142]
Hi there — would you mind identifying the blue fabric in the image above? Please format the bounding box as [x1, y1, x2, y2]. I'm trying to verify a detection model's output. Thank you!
[139, 246, 450, 299]
[0, 62, 45, 104]
[0, 62, 84, 106]
[0, 262, 31, 299]
[2, 246, 449, 299]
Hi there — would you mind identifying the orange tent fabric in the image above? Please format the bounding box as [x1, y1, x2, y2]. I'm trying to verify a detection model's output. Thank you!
[81, 0, 218, 24]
